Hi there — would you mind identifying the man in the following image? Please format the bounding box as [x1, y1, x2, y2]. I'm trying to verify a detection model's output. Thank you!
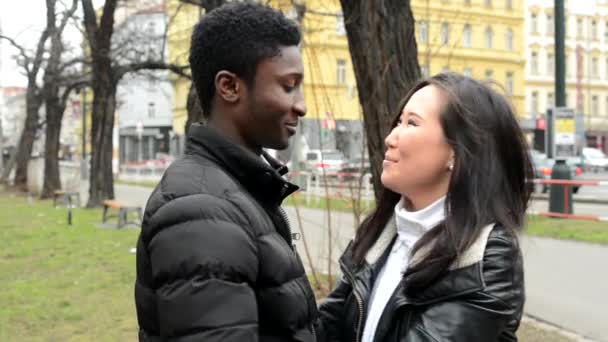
[134, 3, 317, 341]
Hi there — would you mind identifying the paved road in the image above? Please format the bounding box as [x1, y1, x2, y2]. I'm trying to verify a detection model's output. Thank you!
[107, 183, 607, 341]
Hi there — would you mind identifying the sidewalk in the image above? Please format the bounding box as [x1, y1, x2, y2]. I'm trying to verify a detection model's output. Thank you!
[111, 183, 607, 342]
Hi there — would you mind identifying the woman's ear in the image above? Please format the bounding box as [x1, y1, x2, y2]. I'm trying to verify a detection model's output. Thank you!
[215, 70, 240, 104]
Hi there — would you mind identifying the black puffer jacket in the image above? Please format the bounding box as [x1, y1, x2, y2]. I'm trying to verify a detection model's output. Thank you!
[135, 124, 318, 341]
[317, 222, 525, 342]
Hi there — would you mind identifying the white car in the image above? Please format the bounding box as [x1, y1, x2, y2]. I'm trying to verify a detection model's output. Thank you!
[305, 149, 345, 175]
[581, 147, 608, 172]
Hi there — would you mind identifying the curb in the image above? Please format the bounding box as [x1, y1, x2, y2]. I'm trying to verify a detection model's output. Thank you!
[523, 315, 601, 342]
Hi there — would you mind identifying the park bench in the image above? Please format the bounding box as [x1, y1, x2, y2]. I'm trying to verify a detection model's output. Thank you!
[53, 190, 81, 208]
[102, 200, 142, 229]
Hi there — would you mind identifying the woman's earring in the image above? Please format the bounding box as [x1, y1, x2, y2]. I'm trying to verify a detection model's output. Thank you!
[448, 164, 454, 171]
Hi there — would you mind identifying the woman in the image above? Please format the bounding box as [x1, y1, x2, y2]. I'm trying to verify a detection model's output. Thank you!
[316, 73, 534, 342]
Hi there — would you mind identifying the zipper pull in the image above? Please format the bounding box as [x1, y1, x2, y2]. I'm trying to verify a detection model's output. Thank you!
[291, 232, 300, 250]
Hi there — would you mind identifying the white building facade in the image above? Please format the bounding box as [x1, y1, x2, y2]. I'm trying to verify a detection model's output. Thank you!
[113, 5, 174, 165]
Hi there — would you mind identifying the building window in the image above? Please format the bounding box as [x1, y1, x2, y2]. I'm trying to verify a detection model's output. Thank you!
[606, 58, 608, 79]
[485, 27, 493, 48]
[546, 14, 554, 35]
[531, 91, 539, 115]
[605, 22, 608, 42]
[547, 53, 554, 76]
[577, 17, 584, 38]
[148, 102, 155, 118]
[463, 24, 472, 48]
[463, 68, 473, 77]
[336, 59, 347, 85]
[441, 22, 450, 44]
[592, 57, 599, 79]
[485, 0, 492, 7]
[548, 92, 554, 108]
[336, 14, 346, 35]
[592, 95, 599, 115]
[505, 72, 514, 95]
[419, 20, 428, 44]
[531, 52, 539, 75]
[506, 28, 514, 50]
[591, 20, 598, 40]
[464, 0, 471, 4]
[605, 96, 608, 115]
[506, 0, 512, 9]
[485, 69, 493, 81]
[530, 14, 538, 34]
[442, 66, 450, 73]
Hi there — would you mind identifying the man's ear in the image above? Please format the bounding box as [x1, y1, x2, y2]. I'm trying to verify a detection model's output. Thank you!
[215, 70, 240, 104]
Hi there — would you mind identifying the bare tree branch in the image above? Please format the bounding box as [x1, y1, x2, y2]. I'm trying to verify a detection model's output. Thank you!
[81, 0, 98, 52]
[58, 57, 90, 74]
[59, 0, 79, 33]
[179, 0, 225, 11]
[114, 61, 191, 81]
[60, 79, 90, 106]
[0, 35, 33, 74]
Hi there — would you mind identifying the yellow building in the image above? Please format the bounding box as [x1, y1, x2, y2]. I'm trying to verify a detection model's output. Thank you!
[166, 0, 526, 156]
[413, 0, 526, 116]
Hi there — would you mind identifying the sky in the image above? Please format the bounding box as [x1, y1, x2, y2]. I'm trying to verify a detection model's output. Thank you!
[0, 0, 104, 88]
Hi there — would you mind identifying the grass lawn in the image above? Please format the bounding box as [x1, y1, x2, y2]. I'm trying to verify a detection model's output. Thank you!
[0, 191, 140, 341]
[526, 214, 608, 245]
[0, 190, 596, 341]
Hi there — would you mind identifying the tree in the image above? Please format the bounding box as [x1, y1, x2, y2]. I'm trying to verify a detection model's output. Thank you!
[0, 24, 51, 190]
[81, 0, 190, 207]
[40, 0, 82, 199]
[181, 0, 227, 134]
[339, 0, 420, 200]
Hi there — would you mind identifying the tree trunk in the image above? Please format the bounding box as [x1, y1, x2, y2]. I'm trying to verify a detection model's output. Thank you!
[185, 84, 205, 134]
[339, 0, 420, 201]
[183, 0, 226, 135]
[14, 88, 42, 191]
[41, 0, 76, 199]
[87, 70, 117, 207]
[82, 0, 118, 207]
[41, 97, 63, 199]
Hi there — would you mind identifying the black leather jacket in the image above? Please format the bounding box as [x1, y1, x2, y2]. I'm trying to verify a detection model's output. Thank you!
[316, 222, 524, 342]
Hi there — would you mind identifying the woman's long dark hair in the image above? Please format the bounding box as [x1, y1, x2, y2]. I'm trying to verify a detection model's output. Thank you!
[352, 73, 534, 294]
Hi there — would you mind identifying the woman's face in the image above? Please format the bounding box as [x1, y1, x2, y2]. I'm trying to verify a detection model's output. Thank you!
[381, 85, 454, 209]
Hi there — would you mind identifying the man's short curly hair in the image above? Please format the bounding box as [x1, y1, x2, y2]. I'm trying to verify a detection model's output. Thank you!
[189, 2, 301, 115]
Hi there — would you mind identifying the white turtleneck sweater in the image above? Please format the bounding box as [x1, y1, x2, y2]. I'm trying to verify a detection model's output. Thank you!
[361, 196, 446, 342]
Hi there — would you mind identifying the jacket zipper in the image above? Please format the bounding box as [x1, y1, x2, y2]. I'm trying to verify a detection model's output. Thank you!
[278, 206, 300, 250]
[342, 265, 366, 342]
[354, 290, 364, 342]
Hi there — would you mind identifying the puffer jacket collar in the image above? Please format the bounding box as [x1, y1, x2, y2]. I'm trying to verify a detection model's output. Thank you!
[185, 123, 299, 206]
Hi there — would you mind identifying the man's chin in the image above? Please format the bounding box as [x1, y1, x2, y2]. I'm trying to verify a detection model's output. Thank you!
[265, 139, 289, 151]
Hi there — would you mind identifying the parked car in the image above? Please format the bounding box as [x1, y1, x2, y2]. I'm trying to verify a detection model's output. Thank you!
[581, 147, 608, 172]
[338, 157, 371, 180]
[305, 149, 345, 175]
[530, 149, 582, 193]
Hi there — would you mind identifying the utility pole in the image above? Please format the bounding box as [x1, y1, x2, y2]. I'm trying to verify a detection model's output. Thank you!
[555, 0, 566, 107]
[549, 0, 573, 215]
